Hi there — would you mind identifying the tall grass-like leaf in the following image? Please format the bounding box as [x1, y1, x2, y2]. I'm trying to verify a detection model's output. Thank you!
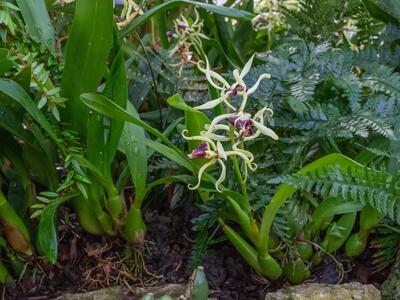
[146, 139, 193, 172]
[15, 0, 55, 51]
[119, 103, 148, 206]
[80, 93, 191, 164]
[61, 0, 113, 135]
[120, 0, 254, 38]
[102, 27, 128, 175]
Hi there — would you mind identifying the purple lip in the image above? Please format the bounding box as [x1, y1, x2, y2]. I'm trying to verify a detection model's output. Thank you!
[228, 116, 254, 129]
[228, 84, 245, 97]
[238, 127, 254, 140]
[167, 31, 176, 38]
[190, 142, 208, 158]
[177, 23, 188, 30]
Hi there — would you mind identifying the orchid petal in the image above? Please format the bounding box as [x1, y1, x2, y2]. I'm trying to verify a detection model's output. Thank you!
[194, 98, 223, 110]
[203, 132, 231, 142]
[181, 15, 190, 27]
[221, 94, 237, 110]
[232, 143, 254, 162]
[240, 54, 255, 79]
[197, 33, 209, 40]
[204, 124, 231, 133]
[233, 69, 245, 86]
[188, 159, 217, 190]
[243, 130, 261, 142]
[253, 107, 267, 121]
[253, 121, 279, 140]
[194, 7, 200, 25]
[226, 150, 249, 162]
[168, 44, 180, 57]
[247, 73, 271, 95]
[217, 141, 227, 160]
[197, 60, 230, 90]
[238, 93, 248, 112]
[182, 130, 217, 150]
[215, 159, 226, 192]
[206, 113, 236, 134]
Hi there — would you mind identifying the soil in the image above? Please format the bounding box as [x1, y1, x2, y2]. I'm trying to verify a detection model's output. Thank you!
[2, 202, 389, 300]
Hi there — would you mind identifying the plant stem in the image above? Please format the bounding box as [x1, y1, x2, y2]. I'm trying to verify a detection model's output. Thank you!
[228, 129, 249, 204]
[232, 152, 249, 201]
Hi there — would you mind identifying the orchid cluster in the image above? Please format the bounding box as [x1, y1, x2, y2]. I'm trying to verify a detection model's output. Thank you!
[167, 8, 208, 76]
[115, 0, 143, 28]
[184, 55, 278, 192]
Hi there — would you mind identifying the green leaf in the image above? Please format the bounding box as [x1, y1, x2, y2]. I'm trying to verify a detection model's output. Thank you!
[0, 103, 34, 145]
[38, 193, 77, 263]
[0, 49, 13, 75]
[146, 139, 193, 172]
[102, 28, 128, 173]
[258, 153, 367, 254]
[80, 93, 191, 165]
[15, 0, 55, 51]
[0, 79, 60, 146]
[120, 0, 254, 38]
[362, 0, 399, 23]
[119, 103, 148, 207]
[167, 94, 210, 151]
[312, 201, 363, 223]
[144, 174, 195, 195]
[61, 0, 113, 135]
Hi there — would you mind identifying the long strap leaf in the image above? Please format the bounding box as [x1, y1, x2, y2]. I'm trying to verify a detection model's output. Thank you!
[120, 0, 254, 38]
[61, 0, 113, 135]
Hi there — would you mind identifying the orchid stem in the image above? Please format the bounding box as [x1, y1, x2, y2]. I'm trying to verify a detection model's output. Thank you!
[229, 126, 249, 205]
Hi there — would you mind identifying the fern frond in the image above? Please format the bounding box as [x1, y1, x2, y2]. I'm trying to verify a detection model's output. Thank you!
[271, 166, 400, 224]
[188, 229, 210, 270]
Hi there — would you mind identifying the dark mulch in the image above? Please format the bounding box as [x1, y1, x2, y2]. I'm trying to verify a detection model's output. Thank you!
[3, 202, 389, 300]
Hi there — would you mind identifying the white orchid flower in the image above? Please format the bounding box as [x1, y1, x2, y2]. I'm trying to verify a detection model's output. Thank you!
[195, 54, 271, 112]
[180, 53, 279, 193]
[198, 108, 278, 142]
[242, 107, 278, 142]
[182, 130, 257, 192]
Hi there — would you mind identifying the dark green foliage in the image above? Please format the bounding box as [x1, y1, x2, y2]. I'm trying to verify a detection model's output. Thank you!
[270, 166, 400, 224]
[371, 224, 400, 273]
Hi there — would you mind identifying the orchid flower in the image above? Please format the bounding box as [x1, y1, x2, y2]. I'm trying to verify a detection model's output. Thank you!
[182, 53, 278, 192]
[168, 8, 208, 58]
[194, 54, 271, 112]
[200, 108, 278, 142]
[183, 130, 256, 192]
[116, 0, 143, 28]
